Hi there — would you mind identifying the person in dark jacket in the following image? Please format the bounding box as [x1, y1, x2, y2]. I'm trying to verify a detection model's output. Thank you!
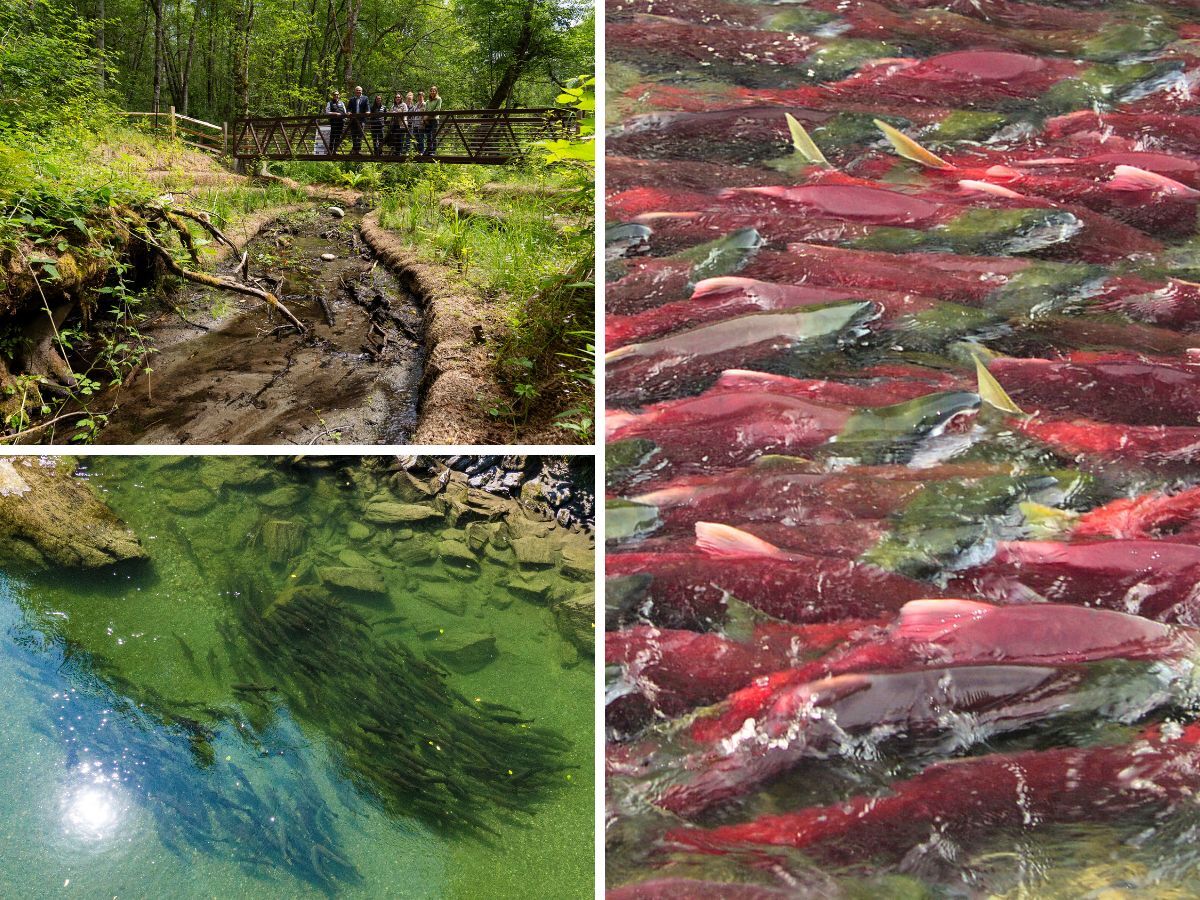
[347, 86, 370, 154]
[324, 91, 347, 154]
[369, 94, 386, 156]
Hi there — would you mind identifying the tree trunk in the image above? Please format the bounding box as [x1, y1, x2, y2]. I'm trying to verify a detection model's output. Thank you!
[180, 1, 199, 115]
[96, 0, 106, 91]
[297, 0, 320, 105]
[205, 0, 216, 114]
[487, 2, 534, 109]
[340, 0, 363, 89]
[234, 0, 255, 117]
[151, 0, 164, 113]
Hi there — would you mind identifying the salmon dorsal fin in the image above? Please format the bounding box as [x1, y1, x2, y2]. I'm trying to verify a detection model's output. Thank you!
[691, 276, 758, 298]
[984, 164, 1021, 180]
[976, 358, 1026, 414]
[958, 179, 1026, 199]
[893, 598, 996, 643]
[786, 113, 830, 169]
[1109, 164, 1200, 198]
[695, 522, 787, 559]
[874, 119, 952, 170]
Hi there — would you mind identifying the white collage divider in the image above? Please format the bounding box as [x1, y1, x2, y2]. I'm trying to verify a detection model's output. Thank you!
[593, 5, 607, 897]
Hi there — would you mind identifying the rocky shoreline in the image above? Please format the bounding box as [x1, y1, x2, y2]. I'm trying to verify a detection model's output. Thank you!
[0, 454, 595, 664]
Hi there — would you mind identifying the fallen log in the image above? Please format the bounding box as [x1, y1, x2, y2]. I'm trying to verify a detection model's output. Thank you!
[134, 204, 307, 331]
[152, 250, 306, 331]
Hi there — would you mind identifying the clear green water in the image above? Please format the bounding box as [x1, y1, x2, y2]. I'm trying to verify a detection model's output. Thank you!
[0, 456, 594, 899]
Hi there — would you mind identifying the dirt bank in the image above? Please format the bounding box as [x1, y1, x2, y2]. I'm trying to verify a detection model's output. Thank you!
[359, 210, 507, 445]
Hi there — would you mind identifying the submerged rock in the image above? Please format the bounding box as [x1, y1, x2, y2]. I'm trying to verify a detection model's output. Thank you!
[363, 500, 441, 524]
[0, 457, 146, 569]
[259, 485, 304, 509]
[428, 631, 497, 673]
[436, 539, 477, 566]
[512, 536, 558, 567]
[262, 520, 306, 564]
[560, 543, 595, 581]
[317, 565, 387, 595]
[199, 457, 273, 492]
[422, 591, 467, 616]
[174, 488, 217, 514]
[465, 521, 491, 553]
[346, 522, 371, 541]
[337, 548, 373, 569]
[554, 594, 594, 651]
[500, 571, 557, 604]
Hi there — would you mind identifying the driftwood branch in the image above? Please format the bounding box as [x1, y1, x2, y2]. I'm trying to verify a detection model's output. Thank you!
[166, 207, 244, 257]
[122, 206, 306, 332]
[154, 249, 306, 331]
[0, 410, 94, 445]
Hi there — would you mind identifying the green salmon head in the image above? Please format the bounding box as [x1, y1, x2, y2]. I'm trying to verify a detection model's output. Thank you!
[834, 390, 982, 448]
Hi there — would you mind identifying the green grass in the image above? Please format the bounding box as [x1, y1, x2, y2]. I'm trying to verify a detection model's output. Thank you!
[190, 181, 311, 229]
[376, 161, 594, 439]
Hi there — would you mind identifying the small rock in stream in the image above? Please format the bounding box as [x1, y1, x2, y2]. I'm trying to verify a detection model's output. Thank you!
[320, 252, 337, 261]
[317, 565, 387, 595]
[328, 206, 345, 218]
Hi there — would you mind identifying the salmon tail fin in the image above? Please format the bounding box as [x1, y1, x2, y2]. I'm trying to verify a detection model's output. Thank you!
[1109, 165, 1200, 198]
[605, 343, 640, 363]
[958, 179, 1027, 199]
[695, 522, 788, 559]
[893, 598, 995, 643]
[873, 119, 952, 170]
[976, 358, 1026, 415]
[786, 113, 831, 169]
[691, 276, 758, 298]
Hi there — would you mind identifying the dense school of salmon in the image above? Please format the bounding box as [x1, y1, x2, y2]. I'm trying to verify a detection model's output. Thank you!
[605, 0, 1200, 894]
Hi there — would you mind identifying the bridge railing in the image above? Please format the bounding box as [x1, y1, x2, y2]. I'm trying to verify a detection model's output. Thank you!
[230, 108, 578, 163]
[123, 107, 227, 155]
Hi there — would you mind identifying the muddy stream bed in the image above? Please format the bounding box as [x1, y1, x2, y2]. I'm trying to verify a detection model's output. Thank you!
[97, 208, 425, 445]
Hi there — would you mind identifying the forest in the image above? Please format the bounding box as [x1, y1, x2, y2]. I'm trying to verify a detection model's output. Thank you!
[0, 0, 594, 444]
[46, 0, 594, 121]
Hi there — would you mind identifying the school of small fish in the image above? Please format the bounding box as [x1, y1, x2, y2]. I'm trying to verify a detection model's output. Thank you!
[605, 0, 1200, 894]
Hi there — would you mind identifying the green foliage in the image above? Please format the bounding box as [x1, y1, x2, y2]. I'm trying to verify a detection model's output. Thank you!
[377, 159, 593, 434]
[72, 0, 592, 124]
[0, 0, 117, 134]
[456, 0, 594, 106]
[537, 75, 595, 168]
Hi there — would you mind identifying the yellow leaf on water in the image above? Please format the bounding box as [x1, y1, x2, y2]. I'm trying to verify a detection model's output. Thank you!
[785, 113, 829, 168]
[975, 358, 1025, 415]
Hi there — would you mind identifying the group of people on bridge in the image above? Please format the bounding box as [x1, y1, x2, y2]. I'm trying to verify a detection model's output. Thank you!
[321, 85, 445, 157]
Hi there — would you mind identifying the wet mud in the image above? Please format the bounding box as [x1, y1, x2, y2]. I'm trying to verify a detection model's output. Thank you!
[98, 208, 424, 445]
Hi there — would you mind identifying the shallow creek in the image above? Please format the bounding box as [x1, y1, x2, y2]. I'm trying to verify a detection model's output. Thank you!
[97, 209, 425, 445]
[0, 456, 595, 898]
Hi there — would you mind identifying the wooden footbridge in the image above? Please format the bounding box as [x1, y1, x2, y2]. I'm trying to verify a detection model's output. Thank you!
[230, 108, 577, 164]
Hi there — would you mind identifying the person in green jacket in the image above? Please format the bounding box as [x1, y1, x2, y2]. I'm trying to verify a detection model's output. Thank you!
[424, 86, 443, 156]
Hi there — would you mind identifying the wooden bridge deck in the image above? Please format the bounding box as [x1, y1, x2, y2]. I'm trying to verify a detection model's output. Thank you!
[231, 108, 575, 163]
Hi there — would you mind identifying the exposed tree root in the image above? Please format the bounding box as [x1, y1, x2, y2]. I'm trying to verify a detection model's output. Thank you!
[0, 198, 311, 442]
[23, 299, 78, 387]
[135, 204, 307, 332]
[153, 250, 306, 331]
